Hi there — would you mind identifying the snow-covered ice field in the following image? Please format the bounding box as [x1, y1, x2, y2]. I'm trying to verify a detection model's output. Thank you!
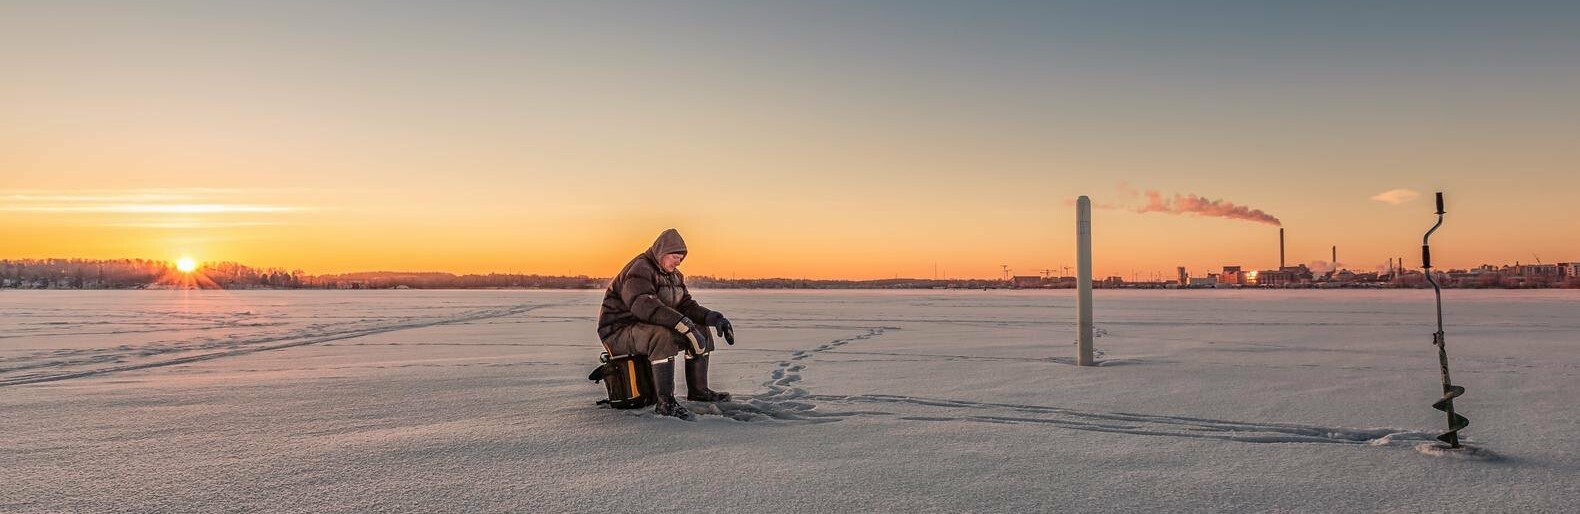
[2, 289, 1576, 512]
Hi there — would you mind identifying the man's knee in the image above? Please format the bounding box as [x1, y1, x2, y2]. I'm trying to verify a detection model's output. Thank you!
[647, 327, 685, 360]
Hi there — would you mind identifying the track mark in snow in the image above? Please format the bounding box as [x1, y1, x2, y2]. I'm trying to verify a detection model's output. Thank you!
[675, 396, 892, 424]
[686, 399, 840, 423]
[700, 327, 891, 421]
[675, 327, 894, 423]
[759, 327, 888, 401]
[818, 349, 1069, 364]
[0, 304, 557, 387]
[808, 393, 1437, 447]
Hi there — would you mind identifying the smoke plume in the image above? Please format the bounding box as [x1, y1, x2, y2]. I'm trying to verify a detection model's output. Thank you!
[1135, 190, 1282, 226]
[1369, 188, 1420, 205]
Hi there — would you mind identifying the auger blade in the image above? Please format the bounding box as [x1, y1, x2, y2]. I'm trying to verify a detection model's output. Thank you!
[1432, 385, 1465, 411]
[1448, 412, 1469, 432]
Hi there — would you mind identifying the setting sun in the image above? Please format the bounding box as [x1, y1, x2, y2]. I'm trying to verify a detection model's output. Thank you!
[176, 257, 197, 273]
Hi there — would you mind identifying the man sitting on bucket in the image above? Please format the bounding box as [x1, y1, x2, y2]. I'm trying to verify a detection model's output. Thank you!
[597, 228, 736, 419]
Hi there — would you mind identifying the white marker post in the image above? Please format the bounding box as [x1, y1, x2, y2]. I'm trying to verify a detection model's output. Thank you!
[1076, 196, 1094, 366]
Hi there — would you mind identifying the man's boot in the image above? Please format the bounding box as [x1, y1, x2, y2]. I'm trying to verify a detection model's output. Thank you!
[685, 354, 731, 402]
[651, 358, 693, 420]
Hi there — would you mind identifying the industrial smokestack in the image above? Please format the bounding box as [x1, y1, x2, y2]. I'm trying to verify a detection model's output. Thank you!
[1332, 246, 1337, 267]
[1280, 228, 1285, 269]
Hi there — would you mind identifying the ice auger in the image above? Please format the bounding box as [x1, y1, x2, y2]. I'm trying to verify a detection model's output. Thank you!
[1422, 192, 1468, 448]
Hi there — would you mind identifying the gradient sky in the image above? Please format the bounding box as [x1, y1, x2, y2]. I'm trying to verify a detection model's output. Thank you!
[4, 1, 1578, 279]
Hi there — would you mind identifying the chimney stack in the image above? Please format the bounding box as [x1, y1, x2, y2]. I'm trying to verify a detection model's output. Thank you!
[1279, 228, 1285, 269]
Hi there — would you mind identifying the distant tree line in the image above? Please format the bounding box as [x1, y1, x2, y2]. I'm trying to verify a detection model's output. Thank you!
[307, 271, 603, 289]
[0, 259, 600, 290]
[0, 258, 305, 289]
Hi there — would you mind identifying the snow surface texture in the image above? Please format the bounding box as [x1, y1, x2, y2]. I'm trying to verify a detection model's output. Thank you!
[2, 289, 1576, 512]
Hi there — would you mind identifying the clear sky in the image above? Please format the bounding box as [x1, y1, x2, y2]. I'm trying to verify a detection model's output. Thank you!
[4, 1, 1577, 279]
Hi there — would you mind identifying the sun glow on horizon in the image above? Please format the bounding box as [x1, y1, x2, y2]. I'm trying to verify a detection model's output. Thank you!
[176, 256, 197, 273]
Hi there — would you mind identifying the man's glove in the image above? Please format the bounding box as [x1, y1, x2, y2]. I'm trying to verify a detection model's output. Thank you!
[705, 311, 735, 345]
[674, 317, 711, 356]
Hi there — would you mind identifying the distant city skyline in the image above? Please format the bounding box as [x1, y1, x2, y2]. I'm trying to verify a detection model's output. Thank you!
[4, 2, 1578, 279]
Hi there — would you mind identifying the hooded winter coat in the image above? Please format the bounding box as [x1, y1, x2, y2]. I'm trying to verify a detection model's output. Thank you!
[597, 229, 715, 341]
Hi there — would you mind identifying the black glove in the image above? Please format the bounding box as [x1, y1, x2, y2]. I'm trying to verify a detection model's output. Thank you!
[705, 311, 735, 345]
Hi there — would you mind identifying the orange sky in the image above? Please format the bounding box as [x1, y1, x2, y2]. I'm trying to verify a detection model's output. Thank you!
[3, 3, 1577, 279]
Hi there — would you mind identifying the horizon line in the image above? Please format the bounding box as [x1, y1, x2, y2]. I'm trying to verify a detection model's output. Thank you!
[4, 255, 1565, 283]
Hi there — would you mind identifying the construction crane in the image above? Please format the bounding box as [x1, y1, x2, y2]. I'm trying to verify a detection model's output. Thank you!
[1000, 264, 1011, 281]
[1038, 269, 1054, 279]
